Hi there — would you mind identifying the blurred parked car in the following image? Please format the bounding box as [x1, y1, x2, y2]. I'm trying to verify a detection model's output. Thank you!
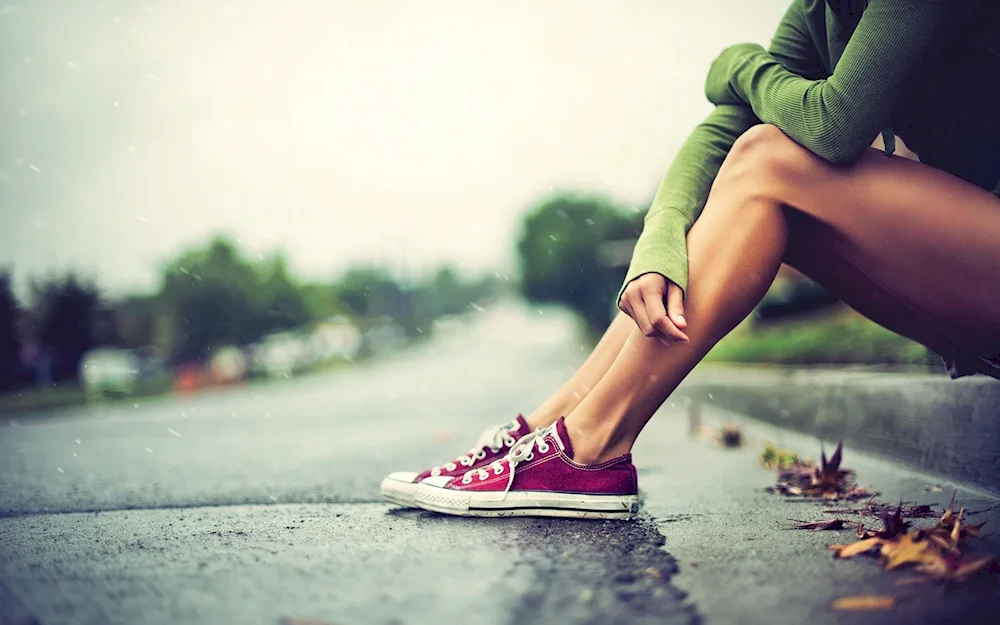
[252, 332, 310, 378]
[363, 319, 407, 356]
[208, 346, 249, 385]
[309, 320, 362, 361]
[79, 348, 140, 399]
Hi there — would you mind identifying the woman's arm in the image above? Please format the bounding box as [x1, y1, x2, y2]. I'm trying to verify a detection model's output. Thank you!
[619, 1, 826, 311]
[620, 105, 757, 301]
[705, 0, 965, 163]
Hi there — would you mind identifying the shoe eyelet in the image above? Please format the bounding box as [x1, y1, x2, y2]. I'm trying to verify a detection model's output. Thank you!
[477, 450, 487, 459]
[431, 469, 441, 477]
[538, 444, 550, 453]
[526, 453, 534, 461]
[494, 465, 503, 475]
[462, 477, 471, 485]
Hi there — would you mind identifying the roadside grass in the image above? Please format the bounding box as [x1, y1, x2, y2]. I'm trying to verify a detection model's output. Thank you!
[705, 306, 937, 366]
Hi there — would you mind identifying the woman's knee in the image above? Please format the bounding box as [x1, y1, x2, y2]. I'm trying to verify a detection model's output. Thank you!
[715, 124, 808, 193]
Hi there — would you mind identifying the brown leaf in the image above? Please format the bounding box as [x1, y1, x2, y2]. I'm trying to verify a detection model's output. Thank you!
[829, 537, 884, 559]
[769, 442, 870, 501]
[926, 533, 959, 555]
[881, 533, 934, 571]
[826, 503, 937, 519]
[857, 494, 876, 538]
[952, 556, 998, 581]
[877, 504, 910, 539]
[825, 441, 843, 474]
[915, 553, 998, 582]
[937, 491, 958, 530]
[788, 519, 853, 531]
[830, 595, 896, 612]
[717, 423, 743, 448]
[962, 521, 988, 545]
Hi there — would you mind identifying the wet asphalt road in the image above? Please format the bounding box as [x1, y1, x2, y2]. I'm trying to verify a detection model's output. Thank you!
[1, 303, 999, 625]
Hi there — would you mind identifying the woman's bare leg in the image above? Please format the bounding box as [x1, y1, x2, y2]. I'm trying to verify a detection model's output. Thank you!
[524, 312, 632, 429]
[781, 211, 952, 357]
[563, 124, 1000, 464]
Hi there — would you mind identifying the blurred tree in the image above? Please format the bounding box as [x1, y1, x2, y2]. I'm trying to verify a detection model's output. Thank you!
[517, 193, 641, 334]
[257, 254, 311, 332]
[0, 269, 21, 389]
[26, 273, 101, 381]
[114, 295, 158, 350]
[300, 282, 342, 320]
[410, 265, 506, 326]
[158, 236, 267, 360]
[335, 266, 414, 327]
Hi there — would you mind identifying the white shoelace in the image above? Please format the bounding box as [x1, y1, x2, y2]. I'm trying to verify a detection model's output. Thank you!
[429, 421, 519, 477]
[460, 423, 563, 497]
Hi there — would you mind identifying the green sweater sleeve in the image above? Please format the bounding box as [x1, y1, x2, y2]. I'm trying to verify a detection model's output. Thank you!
[705, 0, 959, 164]
[618, 105, 758, 300]
[618, 1, 826, 303]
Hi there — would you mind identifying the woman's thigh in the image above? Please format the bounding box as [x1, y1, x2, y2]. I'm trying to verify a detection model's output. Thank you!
[762, 139, 1000, 349]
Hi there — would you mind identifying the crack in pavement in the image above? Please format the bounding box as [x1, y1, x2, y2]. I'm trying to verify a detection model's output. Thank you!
[503, 514, 700, 625]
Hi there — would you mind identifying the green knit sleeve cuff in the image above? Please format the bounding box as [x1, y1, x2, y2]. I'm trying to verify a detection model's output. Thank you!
[616, 208, 690, 307]
[705, 43, 766, 106]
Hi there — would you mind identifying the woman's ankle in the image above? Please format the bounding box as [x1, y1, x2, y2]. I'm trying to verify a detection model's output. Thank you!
[524, 402, 574, 430]
[563, 419, 632, 465]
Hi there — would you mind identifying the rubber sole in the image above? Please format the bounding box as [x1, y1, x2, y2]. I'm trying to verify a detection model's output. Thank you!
[414, 485, 639, 520]
[380, 476, 419, 508]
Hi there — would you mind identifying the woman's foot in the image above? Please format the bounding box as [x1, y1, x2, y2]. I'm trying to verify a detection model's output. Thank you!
[414, 418, 639, 520]
[380, 415, 530, 507]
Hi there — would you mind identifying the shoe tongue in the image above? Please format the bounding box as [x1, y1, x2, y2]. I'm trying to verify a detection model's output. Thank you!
[552, 417, 574, 459]
[510, 414, 529, 437]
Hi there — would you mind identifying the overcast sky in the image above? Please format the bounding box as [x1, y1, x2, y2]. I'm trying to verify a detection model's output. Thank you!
[0, 0, 787, 296]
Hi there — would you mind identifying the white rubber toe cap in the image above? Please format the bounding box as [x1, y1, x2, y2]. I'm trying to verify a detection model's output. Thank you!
[380, 472, 420, 507]
[385, 471, 419, 484]
[419, 475, 454, 489]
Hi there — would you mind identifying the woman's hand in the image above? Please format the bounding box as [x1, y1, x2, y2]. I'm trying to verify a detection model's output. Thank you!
[619, 273, 689, 343]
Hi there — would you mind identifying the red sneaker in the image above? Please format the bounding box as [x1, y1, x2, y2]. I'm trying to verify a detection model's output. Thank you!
[414, 418, 639, 520]
[380, 415, 529, 507]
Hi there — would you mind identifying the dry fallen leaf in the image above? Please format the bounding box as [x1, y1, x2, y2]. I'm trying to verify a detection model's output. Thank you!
[717, 423, 743, 448]
[827, 502, 938, 519]
[788, 519, 853, 531]
[767, 441, 873, 501]
[829, 537, 884, 559]
[915, 553, 999, 582]
[830, 595, 897, 611]
[881, 533, 935, 571]
[825, 491, 997, 587]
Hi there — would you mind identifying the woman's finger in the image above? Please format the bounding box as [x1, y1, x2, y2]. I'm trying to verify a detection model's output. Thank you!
[666, 283, 687, 329]
[619, 296, 634, 321]
[627, 292, 656, 337]
[641, 287, 689, 343]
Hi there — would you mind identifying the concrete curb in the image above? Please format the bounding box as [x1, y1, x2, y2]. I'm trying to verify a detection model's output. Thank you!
[676, 366, 1000, 494]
